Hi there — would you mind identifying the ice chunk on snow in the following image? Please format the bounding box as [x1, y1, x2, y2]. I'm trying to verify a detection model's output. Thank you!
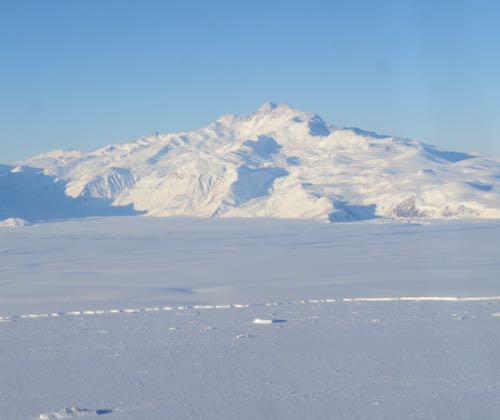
[253, 318, 287, 324]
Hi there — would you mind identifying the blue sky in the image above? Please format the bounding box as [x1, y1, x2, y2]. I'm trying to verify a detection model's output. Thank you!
[1, 0, 499, 163]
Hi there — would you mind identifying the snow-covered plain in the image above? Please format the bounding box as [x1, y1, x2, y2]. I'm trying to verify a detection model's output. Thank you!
[1, 217, 500, 419]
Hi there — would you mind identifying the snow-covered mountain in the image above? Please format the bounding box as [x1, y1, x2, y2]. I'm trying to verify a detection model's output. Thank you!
[13, 102, 500, 221]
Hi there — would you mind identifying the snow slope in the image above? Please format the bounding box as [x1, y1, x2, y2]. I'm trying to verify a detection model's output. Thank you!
[20, 102, 500, 222]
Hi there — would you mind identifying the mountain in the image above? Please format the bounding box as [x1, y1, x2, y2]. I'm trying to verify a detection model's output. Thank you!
[11, 102, 500, 222]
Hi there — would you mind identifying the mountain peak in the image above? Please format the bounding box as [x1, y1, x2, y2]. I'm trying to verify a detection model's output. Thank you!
[215, 102, 305, 131]
[256, 101, 278, 113]
[254, 102, 300, 117]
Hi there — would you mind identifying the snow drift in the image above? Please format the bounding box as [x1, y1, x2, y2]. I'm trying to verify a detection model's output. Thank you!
[11, 102, 500, 222]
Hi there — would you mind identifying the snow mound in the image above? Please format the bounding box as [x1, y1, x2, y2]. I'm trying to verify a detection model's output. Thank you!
[14, 102, 500, 222]
[39, 406, 112, 419]
[0, 218, 30, 227]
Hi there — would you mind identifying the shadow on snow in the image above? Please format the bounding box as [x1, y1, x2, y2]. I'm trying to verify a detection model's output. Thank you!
[0, 165, 142, 223]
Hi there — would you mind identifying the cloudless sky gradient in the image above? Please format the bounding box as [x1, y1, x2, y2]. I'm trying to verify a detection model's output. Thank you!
[1, 0, 499, 163]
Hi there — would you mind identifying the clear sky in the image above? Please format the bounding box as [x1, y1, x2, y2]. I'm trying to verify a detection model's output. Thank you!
[1, 0, 499, 163]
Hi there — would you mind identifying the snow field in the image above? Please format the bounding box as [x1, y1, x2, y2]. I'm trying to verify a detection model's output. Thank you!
[1, 218, 500, 419]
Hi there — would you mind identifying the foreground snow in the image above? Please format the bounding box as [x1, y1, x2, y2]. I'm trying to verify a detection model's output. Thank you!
[1, 218, 500, 419]
[3, 298, 500, 419]
[11, 102, 500, 222]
